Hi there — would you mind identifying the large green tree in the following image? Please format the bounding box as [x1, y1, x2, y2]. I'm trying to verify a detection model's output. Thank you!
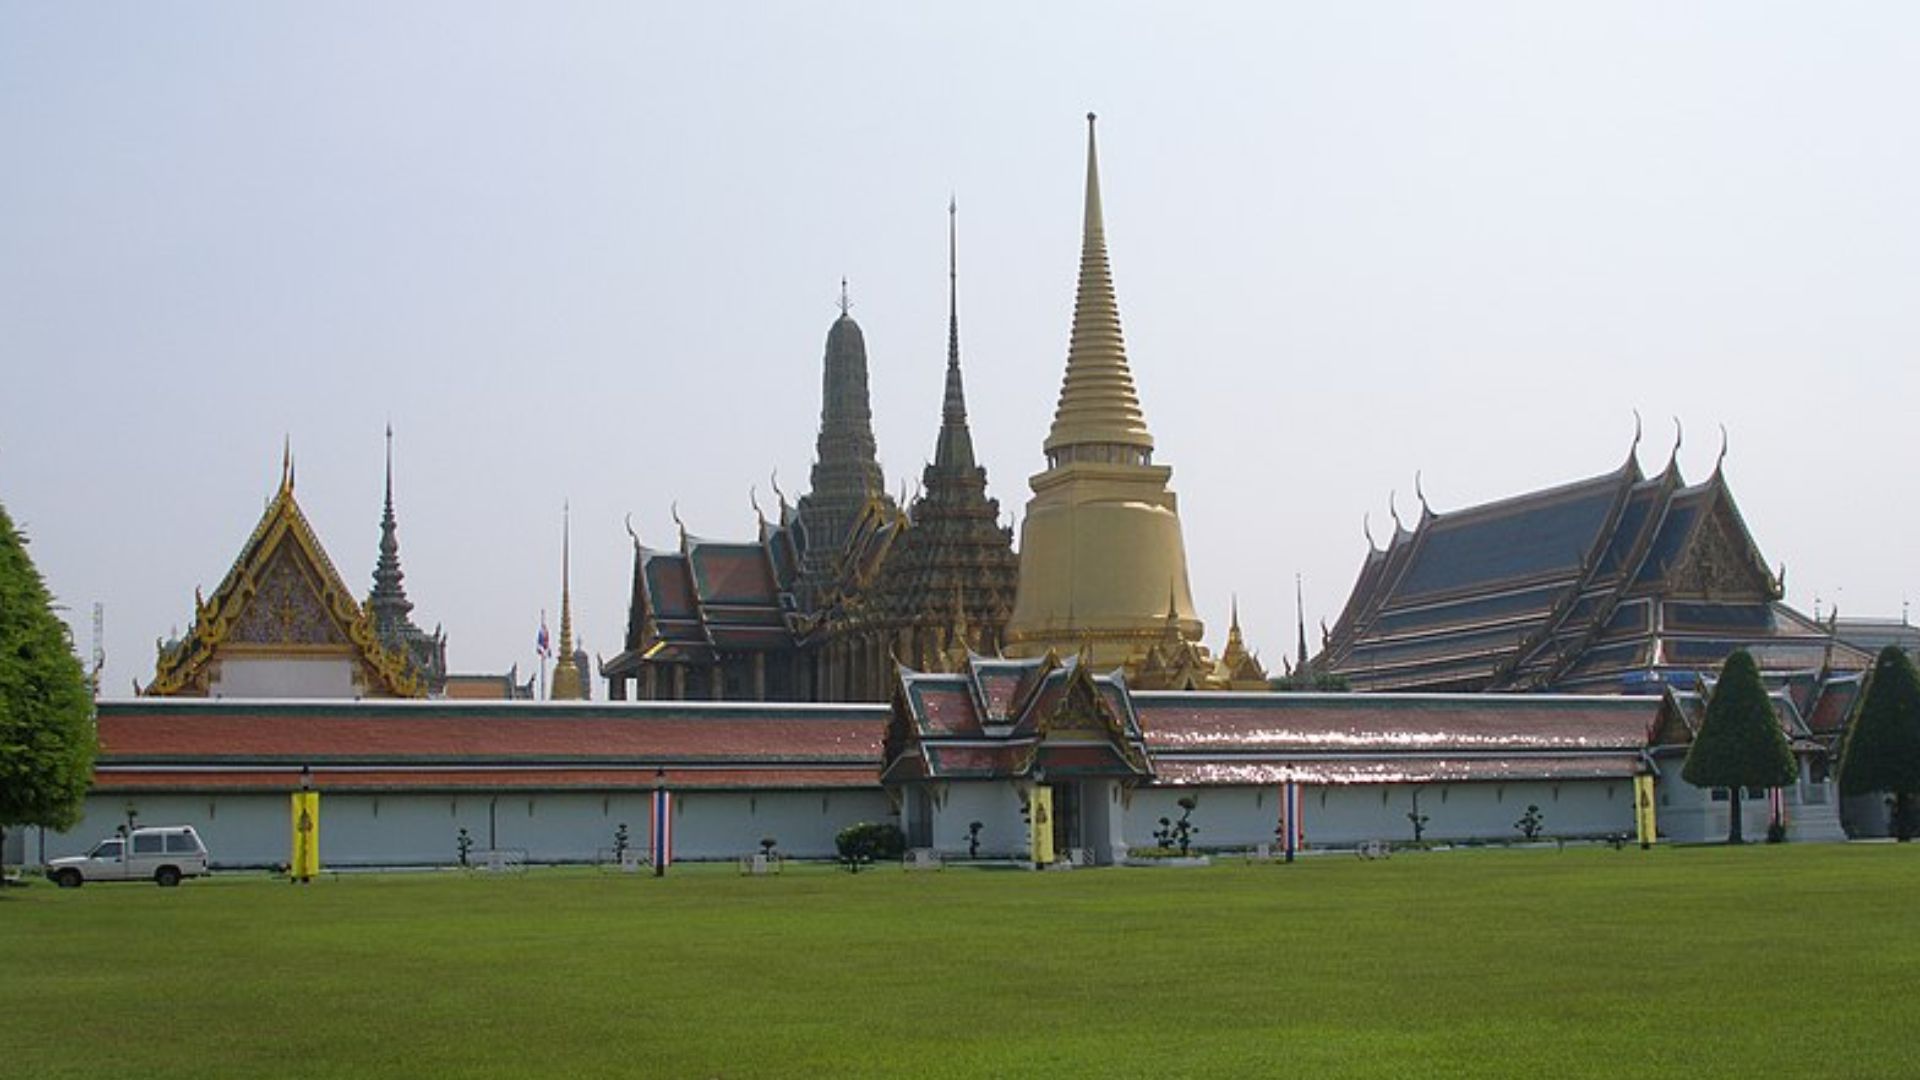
[1682, 649, 1797, 844]
[1837, 645, 1920, 841]
[0, 500, 96, 871]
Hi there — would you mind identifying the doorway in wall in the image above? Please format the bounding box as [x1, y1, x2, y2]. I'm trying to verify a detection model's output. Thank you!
[1051, 781, 1083, 858]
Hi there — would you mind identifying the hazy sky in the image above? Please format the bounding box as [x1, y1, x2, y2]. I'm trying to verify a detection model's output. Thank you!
[3, 4, 1916, 696]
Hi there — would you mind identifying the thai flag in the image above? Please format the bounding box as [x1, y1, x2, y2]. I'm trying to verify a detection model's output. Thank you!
[651, 787, 673, 871]
[536, 614, 551, 659]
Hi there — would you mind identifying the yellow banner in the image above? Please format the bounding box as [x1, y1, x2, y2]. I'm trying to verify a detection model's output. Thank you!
[290, 791, 321, 880]
[1029, 786, 1055, 867]
[1633, 774, 1657, 849]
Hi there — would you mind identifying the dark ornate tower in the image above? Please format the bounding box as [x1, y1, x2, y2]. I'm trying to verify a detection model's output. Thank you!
[367, 427, 448, 694]
[793, 282, 896, 612]
[865, 200, 1020, 674]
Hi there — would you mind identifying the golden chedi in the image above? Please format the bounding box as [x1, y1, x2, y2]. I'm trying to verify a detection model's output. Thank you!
[1004, 115, 1203, 675]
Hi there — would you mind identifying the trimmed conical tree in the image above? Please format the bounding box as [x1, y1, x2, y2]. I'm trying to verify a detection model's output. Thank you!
[1682, 649, 1798, 844]
[0, 500, 97, 870]
[1837, 645, 1920, 841]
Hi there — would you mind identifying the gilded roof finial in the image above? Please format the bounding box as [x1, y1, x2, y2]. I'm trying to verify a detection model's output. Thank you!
[280, 435, 294, 492]
[551, 503, 582, 701]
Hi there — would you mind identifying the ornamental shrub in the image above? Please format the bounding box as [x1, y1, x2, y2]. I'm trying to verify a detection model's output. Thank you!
[1682, 650, 1797, 844]
[835, 821, 905, 870]
[1838, 645, 1920, 841]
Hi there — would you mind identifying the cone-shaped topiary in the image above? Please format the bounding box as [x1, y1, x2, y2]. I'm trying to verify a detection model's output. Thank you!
[1682, 649, 1797, 844]
[1837, 645, 1920, 841]
[0, 500, 98, 867]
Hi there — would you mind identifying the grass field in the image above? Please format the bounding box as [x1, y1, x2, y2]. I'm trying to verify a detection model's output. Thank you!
[4, 844, 1916, 1078]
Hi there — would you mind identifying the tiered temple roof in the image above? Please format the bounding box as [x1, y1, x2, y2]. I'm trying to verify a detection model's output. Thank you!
[602, 515, 805, 676]
[1319, 439, 1869, 692]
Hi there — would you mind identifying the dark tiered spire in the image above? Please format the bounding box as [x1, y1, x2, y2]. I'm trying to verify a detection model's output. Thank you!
[857, 200, 1019, 665]
[795, 281, 895, 607]
[366, 426, 448, 694]
[368, 425, 414, 634]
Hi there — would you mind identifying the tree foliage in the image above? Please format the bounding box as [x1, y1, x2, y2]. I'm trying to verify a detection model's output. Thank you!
[0, 501, 97, 844]
[1681, 650, 1796, 843]
[1837, 645, 1920, 841]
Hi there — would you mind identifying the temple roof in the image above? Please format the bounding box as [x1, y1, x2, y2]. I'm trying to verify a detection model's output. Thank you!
[1320, 447, 1860, 692]
[94, 697, 883, 792]
[148, 455, 423, 698]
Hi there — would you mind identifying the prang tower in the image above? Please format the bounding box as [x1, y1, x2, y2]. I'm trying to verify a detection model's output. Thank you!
[1003, 115, 1203, 672]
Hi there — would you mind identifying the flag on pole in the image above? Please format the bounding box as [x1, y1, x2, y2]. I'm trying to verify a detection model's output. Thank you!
[536, 612, 551, 659]
[1280, 780, 1303, 862]
[1768, 786, 1787, 834]
[650, 786, 673, 873]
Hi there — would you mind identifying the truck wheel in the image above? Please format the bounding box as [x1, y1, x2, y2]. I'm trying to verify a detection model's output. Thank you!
[155, 866, 181, 887]
[55, 869, 82, 888]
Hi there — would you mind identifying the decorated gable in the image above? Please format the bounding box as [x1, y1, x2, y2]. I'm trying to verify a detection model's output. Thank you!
[148, 463, 422, 698]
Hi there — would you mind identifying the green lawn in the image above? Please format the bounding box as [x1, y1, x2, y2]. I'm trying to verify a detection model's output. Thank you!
[4, 844, 1914, 1078]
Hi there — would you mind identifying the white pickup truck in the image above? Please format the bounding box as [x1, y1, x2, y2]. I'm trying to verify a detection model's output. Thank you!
[46, 826, 210, 887]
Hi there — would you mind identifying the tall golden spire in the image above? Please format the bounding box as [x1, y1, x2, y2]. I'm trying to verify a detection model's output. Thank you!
[1044, 112, 1153, 462]
[1004, 114, 1201, 675]
[551, 503, 583, 700]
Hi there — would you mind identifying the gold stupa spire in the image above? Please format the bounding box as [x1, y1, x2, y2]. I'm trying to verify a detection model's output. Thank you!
[1044, 112, 1153, 461]
[550, 503, 583, 700]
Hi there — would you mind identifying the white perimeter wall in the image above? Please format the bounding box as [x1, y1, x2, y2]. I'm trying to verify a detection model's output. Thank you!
[31, 779, 1658, 868]
[1128, 779, 1637, 850]
[41, 788, 895, 868]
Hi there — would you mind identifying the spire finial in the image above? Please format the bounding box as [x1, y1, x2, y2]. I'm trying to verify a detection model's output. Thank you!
[1296, 573, 1309, 670]
[280, 435, 293, 492]
[1043, 109, 1153, 459]
[934, 196, 977, 471]
[838, 277, 851, 316]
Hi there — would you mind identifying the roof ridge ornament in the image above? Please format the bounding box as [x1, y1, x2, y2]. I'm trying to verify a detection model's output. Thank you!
[1388, 490, 1403, 533]
[1667, 416, 1684, 473]
[624, 512, 641, 550]
[1715, 423, 1729, 475]
[1414, 470, 1431, 518]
